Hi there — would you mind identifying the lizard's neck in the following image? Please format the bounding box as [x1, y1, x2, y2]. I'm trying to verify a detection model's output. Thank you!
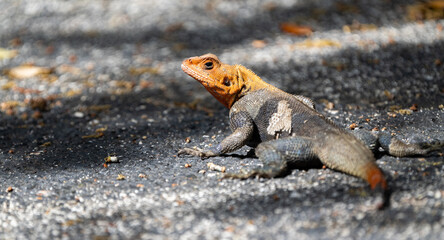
[236, 65, 280, 98]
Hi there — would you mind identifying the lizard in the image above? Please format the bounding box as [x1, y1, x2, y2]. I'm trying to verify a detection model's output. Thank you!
[178, 53, 443, 208]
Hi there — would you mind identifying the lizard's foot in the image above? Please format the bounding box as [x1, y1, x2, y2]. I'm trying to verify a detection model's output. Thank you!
[177, 147, 217, 158]
[378, 133, 444, 157]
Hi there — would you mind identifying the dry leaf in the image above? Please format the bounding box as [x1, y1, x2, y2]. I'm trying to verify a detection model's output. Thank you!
[387, 112, 397, 118]
[322, 60, 346, 71]
[389, 105, 402, 111]
[40, 142, 52, 147]
[349, 123, 358, 130]
[0, 101, 21, 111]
[294, 39, 341, 48]
[207, 162, 226, 172]
[165, 22, 184, 33]
[336, 2, 360, 13]
[396, 109, 413, 115]
[32, 111, 42, 119]
[0, 48, 18, 60]
[251, 40, 267, 48]
[428, 0, 444, 9]
[325, 102, 335, 110]
[139, 80, 154, 89]
[7, 65, 52, 79]
[95, 127, 107, 133]
[111, 80, 136, 94]
[129, 67, 160, 76]
[9, 38, 21, 47]
[384, 90, 395, 100]
[280, 23, 313, 36]
[407, 1, 444, 20]
[12, 86, 42, 94]
[82, 127, 107, 139]
[105, 154, 118, 163]
[88, 105, 111, 112]
[58, 64, 82, 75]
[1, 81, 16, 90]
[69, 55, 77, 63]
[29, 98, 48, 111]
[173, 43, 187, 52]
[64, 89, 82, 97]
[343, 21, 377, 33]
[112, 80, 135, 89]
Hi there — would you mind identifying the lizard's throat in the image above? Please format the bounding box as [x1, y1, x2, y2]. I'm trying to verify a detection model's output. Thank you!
[201, 85, 237, 109]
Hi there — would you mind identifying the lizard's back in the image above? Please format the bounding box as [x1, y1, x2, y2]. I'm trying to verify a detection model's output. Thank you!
[231, 89, 341, 143]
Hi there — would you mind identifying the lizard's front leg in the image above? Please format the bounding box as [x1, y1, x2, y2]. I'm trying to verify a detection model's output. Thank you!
[178, 111, 254, 158]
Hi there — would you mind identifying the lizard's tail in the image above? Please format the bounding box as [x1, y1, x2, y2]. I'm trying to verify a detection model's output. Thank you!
[316, 132, 389, 208]
[366, 164, 391, 209]
[317, 133, 386, 184]
[365, 164, 387, 190]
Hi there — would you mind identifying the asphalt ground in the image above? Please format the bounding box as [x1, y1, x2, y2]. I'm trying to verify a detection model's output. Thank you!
[0, 0, 443, 239]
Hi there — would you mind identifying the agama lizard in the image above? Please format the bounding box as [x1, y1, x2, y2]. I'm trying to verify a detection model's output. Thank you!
[178, 53, 443, 208]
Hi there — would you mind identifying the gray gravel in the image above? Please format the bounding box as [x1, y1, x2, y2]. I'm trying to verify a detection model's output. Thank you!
[1, 0, 444, 239]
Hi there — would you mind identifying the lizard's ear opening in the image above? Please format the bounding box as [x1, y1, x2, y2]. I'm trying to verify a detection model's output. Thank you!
[223, 77, 231, 86]
[204, 61, 214, 70]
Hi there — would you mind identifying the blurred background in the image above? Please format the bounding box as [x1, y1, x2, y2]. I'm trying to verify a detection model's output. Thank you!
[1, 1, 443, 239]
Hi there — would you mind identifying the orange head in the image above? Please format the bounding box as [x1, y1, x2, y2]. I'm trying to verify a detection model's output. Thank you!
[181, 53, 272, 108]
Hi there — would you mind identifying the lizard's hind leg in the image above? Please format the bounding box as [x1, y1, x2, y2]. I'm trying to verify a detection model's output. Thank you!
[224, 137, 316, 179]
[351, 128, 443, 157]
[350, 128, 379, 153]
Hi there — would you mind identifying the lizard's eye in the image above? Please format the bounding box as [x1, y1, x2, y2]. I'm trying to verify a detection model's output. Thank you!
[223, 77, 231, 86]
[204, 61, 214, 70]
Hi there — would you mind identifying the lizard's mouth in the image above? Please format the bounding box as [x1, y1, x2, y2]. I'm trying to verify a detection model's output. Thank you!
[181, 64, 214, 87]
[181, 63, 225, 93]
[181, 63, 232, 108]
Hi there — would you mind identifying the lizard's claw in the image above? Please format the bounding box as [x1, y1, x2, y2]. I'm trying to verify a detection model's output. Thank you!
[178, 147, 204, 157]
[177, 147, 216, 158]
[222, 169, 255, 180]
[372, 184, 392, 210]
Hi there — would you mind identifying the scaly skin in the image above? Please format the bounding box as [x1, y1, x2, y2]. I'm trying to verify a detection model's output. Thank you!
[179, 53, 443, 209]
